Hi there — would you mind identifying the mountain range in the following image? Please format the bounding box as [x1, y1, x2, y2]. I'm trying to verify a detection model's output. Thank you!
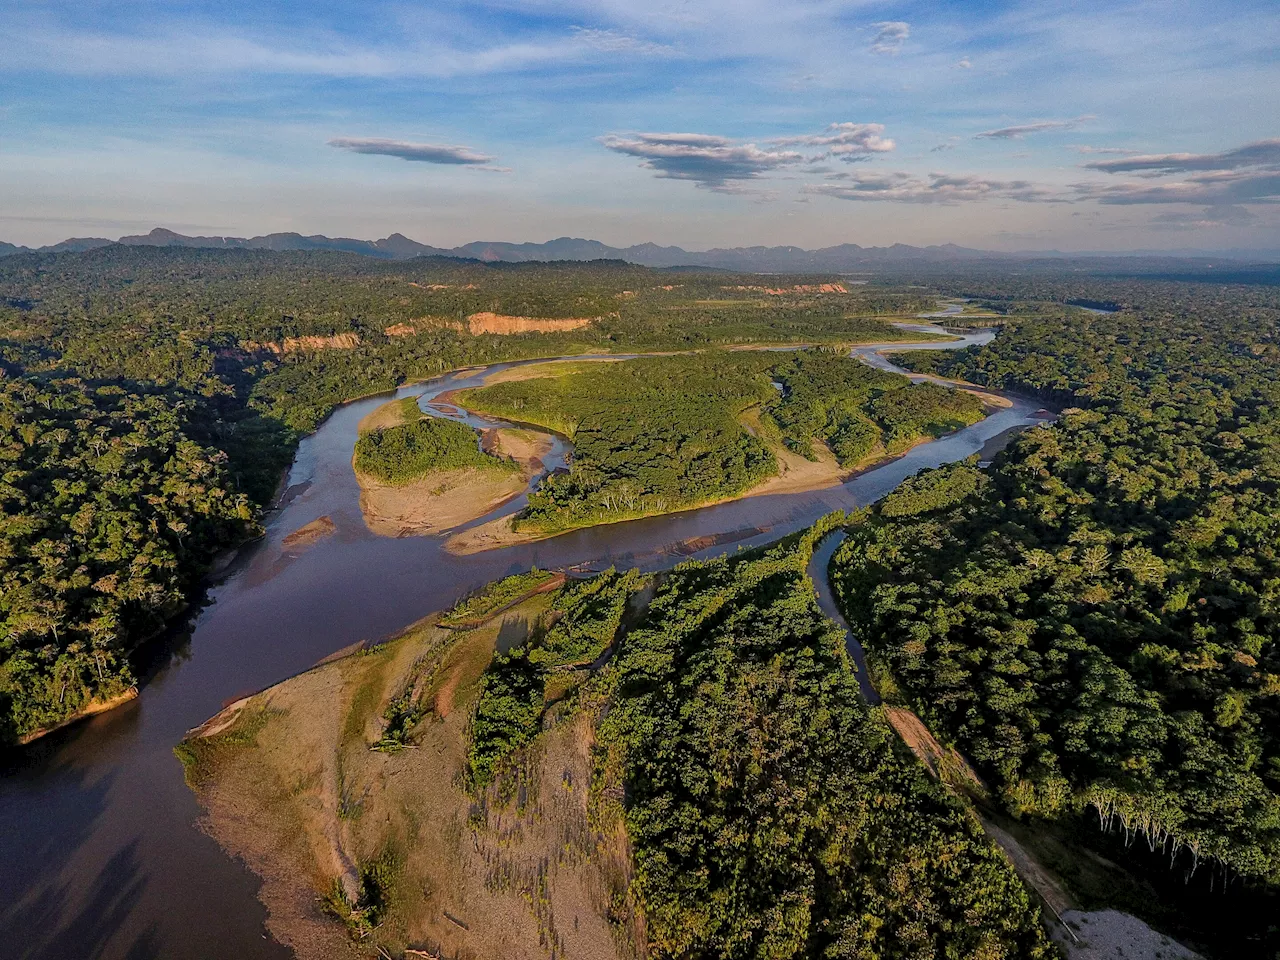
[1, 227, 1277, 272]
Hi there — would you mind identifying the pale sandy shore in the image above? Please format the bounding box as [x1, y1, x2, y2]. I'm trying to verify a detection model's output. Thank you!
[183, 595, 635, 960]
[1055, 910, 1203, 960]
[358, 466, 530, 538]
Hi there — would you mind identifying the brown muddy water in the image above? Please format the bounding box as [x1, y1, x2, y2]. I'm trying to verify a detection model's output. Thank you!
[0, 322, 1053, 959]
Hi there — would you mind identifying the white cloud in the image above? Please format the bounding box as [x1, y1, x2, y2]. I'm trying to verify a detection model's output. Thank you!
[869, 21, 910, 55]
[1073, 145, 1139, 155]
[601, 122, 895, 190]
[808, 171, 1061, 203]
[1074, 170, 1280, 205]
[975, 116, 1093, 139]
[2, 14, 671, 78]
[955, 58, 972, 69]
[568, 27, 672, 55]
[769, 123, 895, 160]
[600, 132, 804, 191]
[328, 137, 496, 165]
[1082, 138, 1280, 174]
[1074, 139, 1280, 207]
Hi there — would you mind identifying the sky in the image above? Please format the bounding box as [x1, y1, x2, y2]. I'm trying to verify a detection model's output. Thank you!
[2, 0, 1279, 252]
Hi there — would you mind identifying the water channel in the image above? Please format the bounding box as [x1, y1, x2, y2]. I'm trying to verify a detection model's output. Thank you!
[0, 314, 1054, 959]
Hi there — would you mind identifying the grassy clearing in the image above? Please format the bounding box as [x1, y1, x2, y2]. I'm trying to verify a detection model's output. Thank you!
[174, 706, 277, 788]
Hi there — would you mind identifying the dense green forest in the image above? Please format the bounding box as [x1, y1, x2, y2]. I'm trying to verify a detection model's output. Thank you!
[457, 353, 778, 528]
[765, 349, 984, 463]
[352, 417, 516, 484]
[595, 527, 1053, 959]
[0, 377, 254, 742]
[0, 246, 930, 433]
[15, 242, 1280, 949]
[458, 350, 983, 532]
[830, 285, 1280, 909]
[459, 531, 1053, 958]
[0, 246, 928, 744]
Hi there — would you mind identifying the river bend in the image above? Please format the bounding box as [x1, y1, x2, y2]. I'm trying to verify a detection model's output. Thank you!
[0, 317, 1052, 960]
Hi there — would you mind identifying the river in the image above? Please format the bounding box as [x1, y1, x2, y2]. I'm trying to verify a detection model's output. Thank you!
[0, 316, 1053, 960]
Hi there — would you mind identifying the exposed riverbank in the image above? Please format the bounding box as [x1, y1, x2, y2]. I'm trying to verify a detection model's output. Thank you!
[16, 688, 140, 746]
[358, 466, 531, 538]
[181, 591, 635, 960]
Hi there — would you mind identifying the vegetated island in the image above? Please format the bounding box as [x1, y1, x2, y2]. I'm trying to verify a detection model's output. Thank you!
[446, 348, 987, 553]
[179, 526, 1057, 960]
[352, 397, 550, 537]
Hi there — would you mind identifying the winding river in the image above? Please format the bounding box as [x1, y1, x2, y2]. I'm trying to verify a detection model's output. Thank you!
[0, 316, 1054, 960]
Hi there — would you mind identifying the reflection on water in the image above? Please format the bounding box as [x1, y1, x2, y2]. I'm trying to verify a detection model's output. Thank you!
[0, 318, 1052, 960]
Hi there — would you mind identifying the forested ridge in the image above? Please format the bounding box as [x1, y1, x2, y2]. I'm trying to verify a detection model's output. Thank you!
[828, 281, 1280, 942]
[0, 246, 925, 744]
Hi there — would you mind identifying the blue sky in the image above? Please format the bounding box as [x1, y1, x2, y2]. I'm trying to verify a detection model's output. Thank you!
[3, 0, 1278, 250]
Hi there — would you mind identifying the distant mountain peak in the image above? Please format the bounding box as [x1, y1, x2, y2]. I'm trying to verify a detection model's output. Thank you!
[2, 228, 1276, 270]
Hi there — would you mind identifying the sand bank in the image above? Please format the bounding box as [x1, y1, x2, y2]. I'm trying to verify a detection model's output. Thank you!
[357, 466, 528, 538]
[181, 595, 638, 960]
[355, 425, 553, 538]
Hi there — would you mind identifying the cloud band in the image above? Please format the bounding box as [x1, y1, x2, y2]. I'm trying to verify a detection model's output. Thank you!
[328, 137, 496, 165]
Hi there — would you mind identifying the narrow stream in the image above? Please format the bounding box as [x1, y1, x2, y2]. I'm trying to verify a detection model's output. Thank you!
[807, 530, 878, 703]
[0, 313, 1053, 960]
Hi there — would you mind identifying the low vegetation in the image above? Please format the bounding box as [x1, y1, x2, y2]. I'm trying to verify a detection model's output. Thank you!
[177, 585, 643, 960]
[438, 568, 560, 627]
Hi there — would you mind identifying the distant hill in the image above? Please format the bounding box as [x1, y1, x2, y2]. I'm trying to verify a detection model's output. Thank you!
[2, 227, 1277, 272]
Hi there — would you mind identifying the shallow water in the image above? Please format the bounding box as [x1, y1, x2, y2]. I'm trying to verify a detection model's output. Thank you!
[0, 320, 1052, 959]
